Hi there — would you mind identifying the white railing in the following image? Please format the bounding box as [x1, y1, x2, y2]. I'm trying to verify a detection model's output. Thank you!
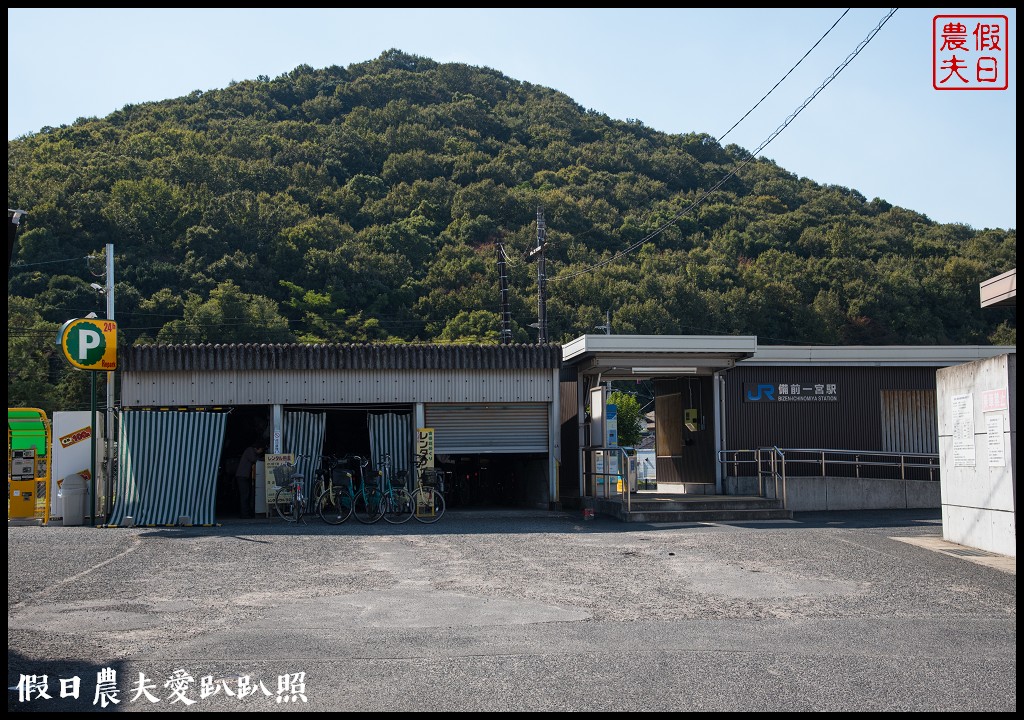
[718, 447, 941, 487]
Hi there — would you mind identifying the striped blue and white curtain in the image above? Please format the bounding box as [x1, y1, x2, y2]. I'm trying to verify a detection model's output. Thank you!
[283, 411, 326, 489]
[368, 412, 412, 487]
[111, 410, 227, 526]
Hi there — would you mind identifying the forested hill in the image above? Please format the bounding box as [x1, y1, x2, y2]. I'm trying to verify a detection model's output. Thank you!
[7, 49, 1016, 406]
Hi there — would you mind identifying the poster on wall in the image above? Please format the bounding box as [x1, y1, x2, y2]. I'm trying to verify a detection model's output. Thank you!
[986, 414, 1005, 467]
[951, 393, 975, 467]
[606, 404, 618, 446]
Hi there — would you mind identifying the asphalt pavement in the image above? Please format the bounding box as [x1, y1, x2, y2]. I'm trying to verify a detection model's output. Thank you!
[7, 508, 1016, 712]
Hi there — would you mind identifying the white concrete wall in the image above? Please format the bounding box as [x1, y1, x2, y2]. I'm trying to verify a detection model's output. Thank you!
[936, 353, 1016, 557]
[723, 475, 940, 511]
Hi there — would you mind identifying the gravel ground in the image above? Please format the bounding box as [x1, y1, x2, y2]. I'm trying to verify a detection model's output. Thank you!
[7, 508, 1016, 712]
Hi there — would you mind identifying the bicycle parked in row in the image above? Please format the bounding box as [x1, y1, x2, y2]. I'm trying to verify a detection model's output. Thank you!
[347, 454, 384, 524]
[270, 454, 312, 524]
[271, 452, 447, 525]
[351, 453, 415, 524]
[410, 467, 446, 523]
[315, 453, 356, 525]
[378, 453, 415, 524]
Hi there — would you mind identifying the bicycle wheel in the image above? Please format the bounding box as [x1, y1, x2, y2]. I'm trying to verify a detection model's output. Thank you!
[273, 485, 297, 523]
[412, 487, 445, 524]
[310, 481, 326, 511]
[353, 488, 385, 524]
[316, 487, 353, 525]
[381, 488, 415, 524]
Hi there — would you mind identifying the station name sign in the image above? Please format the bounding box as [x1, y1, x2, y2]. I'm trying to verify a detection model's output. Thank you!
[743, 382, 838, 403]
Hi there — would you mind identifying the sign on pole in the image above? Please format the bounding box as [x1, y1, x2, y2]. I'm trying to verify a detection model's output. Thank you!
[56, 318, 117, 371]
[55, 318, 117, 526]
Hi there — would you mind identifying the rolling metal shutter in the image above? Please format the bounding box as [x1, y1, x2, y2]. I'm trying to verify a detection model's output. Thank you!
[425, 404, 548, 454]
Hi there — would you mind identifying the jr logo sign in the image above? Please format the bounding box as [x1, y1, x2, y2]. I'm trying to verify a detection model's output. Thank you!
[744, 381, 840, 403]
[744, 383, 776, 402]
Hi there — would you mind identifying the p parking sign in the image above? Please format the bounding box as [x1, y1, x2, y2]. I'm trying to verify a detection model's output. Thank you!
[57, 318, 117, 371]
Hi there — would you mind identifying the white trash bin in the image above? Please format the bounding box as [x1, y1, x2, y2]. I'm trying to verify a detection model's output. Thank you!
[60, 473, 89, 526]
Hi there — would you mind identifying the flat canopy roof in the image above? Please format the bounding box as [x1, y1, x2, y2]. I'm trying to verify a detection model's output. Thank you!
[562, 334, 758, 378]
[562, 335, 1015, 376]
[744, 345, 1016, 366]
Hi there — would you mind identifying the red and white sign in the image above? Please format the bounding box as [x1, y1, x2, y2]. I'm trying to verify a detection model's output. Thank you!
[58, 425, 92, 448]
[933, 15, 1009, 90]
[981, 387, 1008, 412]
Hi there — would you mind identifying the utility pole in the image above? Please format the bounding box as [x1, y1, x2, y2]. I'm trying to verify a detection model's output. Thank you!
[104, 244, 115, 520]
[526, 207, 548, 344]
[497, 242, 512, 345]
[595, 309, 611, 335]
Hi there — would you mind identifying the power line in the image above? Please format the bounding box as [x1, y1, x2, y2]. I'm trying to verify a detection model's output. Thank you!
[9, 255, 92, 269]
[717, 9, 851, 144]
[551, 8, 898, 284]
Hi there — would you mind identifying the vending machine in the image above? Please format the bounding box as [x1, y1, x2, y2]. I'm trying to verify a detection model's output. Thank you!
[8, 408, 51, 521]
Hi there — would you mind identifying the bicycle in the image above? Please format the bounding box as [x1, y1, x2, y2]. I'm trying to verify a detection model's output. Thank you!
[377, 453, 414, 525]
[315, 455, 355, 525]
[350, 455, 386, 524]
[271, 455, 311, 524]
[411, 467, 446, 523]
[309, 454, 338, 506]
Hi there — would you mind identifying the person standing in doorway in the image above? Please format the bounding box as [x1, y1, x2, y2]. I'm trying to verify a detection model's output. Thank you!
[235, 444, 265, 518]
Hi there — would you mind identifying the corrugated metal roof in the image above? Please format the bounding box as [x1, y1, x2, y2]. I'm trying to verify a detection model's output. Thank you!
[120, 342, 562, 372]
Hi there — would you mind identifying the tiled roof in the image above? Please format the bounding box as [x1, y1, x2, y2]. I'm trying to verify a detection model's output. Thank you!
[120, 342, 562, 372]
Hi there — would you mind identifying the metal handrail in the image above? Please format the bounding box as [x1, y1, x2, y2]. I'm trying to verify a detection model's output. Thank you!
[718, 447, 940, 482]
[754, 446, 787, 508]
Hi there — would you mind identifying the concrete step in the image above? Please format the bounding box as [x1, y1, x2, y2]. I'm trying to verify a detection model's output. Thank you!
[626, 498, 782, 512]
[587, 494, 792, 523]
[618, 508, 793, 522]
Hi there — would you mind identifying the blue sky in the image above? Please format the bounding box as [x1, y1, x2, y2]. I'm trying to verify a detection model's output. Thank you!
[7, 8, 1017, 231]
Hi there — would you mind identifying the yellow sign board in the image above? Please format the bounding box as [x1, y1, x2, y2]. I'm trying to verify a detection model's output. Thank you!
[264, 453, 295, 506]
[415, 428, 434, 473]
[56, 318, 117, 371]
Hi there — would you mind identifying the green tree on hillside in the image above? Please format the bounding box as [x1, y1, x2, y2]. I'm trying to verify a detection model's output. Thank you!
[5, 51, 1015, 412]
[155, 281, 294, 344]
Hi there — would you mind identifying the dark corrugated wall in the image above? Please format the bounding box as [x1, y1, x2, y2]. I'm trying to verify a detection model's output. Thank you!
[724, 366, 939, 478]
